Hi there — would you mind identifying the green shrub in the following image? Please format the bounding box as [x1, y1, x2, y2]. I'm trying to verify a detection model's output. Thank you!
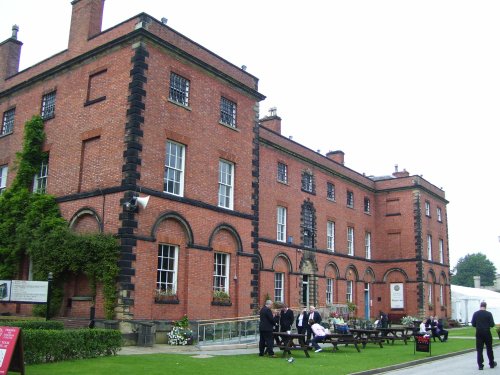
[22, 328, 122, 364]
[0, 320, 64, 330]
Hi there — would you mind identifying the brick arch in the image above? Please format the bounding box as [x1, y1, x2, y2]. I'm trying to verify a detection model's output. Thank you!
[438, 271, 448, 285]
[69, 207, 102, 233]
[208, 223, 242, 253]
[426, 269, 437, 283]
[344, 264, 359, 281]
[151, 211, 193, 245]
[382, 268, 409, 282]
[323, 262, 340, 279]
[362, 267, 376, 283]
[272, 253, 293, 272]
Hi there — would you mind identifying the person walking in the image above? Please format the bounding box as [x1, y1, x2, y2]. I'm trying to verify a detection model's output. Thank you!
[471, 301, 496, 370]
[259, 300, 276, 357]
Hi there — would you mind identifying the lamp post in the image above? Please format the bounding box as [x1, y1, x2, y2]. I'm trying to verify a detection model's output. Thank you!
[46, 272, 53, 321]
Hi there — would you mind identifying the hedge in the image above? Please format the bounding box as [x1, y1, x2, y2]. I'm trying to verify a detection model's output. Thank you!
[0, 320, 64, 330]
[22, 328, 122, 364]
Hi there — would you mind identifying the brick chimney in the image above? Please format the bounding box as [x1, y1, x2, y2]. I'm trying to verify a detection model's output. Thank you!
[0, 25, 23, 88]
[260, 107, 281, 134]
[392, 164, 410, 178]
[326, 150, 345, 165]
[68, 0, 105, 54]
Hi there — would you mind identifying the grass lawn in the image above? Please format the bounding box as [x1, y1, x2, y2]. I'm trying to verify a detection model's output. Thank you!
[18, 336, 483, 375]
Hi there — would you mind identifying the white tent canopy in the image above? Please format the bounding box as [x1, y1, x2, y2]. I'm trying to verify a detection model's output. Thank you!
[451, 285, 500, 324]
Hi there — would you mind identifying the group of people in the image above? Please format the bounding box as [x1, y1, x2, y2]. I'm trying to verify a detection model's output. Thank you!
[417, 315, 449, 342]
[260, 299, 497, 371]
[259, 302, 325, 356]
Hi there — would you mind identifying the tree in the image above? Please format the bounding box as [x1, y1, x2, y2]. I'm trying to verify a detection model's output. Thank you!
[451, 253, 497, 287]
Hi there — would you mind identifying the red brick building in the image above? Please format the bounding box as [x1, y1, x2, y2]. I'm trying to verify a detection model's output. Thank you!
[0, 0, 450, 324]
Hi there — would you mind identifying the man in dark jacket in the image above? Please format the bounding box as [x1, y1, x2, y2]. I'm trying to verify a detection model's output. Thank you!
[280, 305, 294, 332]
[259, 300, 276, 357]
[471, 301, 496, 370]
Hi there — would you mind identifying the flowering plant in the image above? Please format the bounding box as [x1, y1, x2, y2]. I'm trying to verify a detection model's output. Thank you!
[167, 326, 193, 345]
[154, 288, 178, 301]
[167, 315, 193, 345]
[401, 315, 418, 326]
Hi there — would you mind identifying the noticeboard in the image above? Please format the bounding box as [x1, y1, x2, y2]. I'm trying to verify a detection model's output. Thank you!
[0, 326, 25, 375]
[414, 334, 431, 356]
[0, 280, 48, 303]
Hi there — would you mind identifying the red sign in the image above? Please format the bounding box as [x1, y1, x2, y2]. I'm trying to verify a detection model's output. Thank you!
[0, 327, 24, 375]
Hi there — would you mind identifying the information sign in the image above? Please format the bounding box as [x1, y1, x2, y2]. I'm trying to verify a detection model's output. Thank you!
[414, 334, 431, 356]
[0, 326, 25, 375]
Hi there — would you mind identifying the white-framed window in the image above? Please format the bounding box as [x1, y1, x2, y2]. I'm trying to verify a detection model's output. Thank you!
[425, 200, 431, 217]
[218, 160, 234, 209]
[327, 221, 335, 251]
[33, 160, 49, 194]
[157, 244, 179, 294]
[428, 283, 433, 304]
[0, 165, 8, 195]
[439, 239, 444, 264]
[277, 162, 288, 183]
[41, 91, 56, 120]
[213, 252, 230, 293]
[347, 226, 354, 256]
[427, 234, 432, 261]
[274, 272, 284, 303]
[164, 140, 185, 196]
[169, 72, 190, 106]
[364, 197, 370, 213]
[347, 190, 354, 208]
[365, 231, 371, 259]
[277, 206, 287, 242]
[346, 280, 353, 303]
[327, 182, 335, 201]
[326, 278, 333, 305]
[220, 97, 237, 127]
[440, 284, 444, 306]
[2, 108, 15, 135]
[437, 207, 442, 222]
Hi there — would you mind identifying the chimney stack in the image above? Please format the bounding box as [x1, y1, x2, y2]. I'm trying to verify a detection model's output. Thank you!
[0, 25, 23, 89]
[68, 0, 105, 55]
[474, 275, 481, 288]
[260, 107, 282, 134]
[326, 150, 345, 165]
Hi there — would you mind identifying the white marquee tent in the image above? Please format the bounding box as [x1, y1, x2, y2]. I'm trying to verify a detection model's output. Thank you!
[451, 284, 500, 324]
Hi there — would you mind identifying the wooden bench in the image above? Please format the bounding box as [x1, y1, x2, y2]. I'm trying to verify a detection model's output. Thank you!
[322, 333, 361, 352]
[378, 327, 412, 345]
[350, 328, 384, 348]
[273, 332, 310, 357]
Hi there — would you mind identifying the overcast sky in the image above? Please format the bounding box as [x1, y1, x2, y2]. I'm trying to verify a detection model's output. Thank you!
[2, 0, 499, 274]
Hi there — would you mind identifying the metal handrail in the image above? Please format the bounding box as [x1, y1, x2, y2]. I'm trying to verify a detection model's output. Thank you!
[197, 316, 260, 345]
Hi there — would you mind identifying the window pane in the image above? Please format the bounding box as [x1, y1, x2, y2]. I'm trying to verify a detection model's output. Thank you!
[220, 97, 236, 127]
[164, 141, 184, 196]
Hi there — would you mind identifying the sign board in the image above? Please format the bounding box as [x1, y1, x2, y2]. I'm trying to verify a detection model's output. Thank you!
[414, 334, 431, 356]
[0, 280, 48, 303]
[390, 283, 404, 309]
[0, 327, 25, 375]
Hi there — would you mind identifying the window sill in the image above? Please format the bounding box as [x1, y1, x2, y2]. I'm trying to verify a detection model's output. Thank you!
[84, 96, 106, 107]
[219, 121, 240, 132]
[155, 299, 180, 304]
[277, 180, 289, 185]
[211, 300, 232, 306]
[168, 98, 192, 111]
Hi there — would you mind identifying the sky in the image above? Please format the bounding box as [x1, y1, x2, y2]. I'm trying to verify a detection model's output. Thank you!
[1, 0, 499, 272]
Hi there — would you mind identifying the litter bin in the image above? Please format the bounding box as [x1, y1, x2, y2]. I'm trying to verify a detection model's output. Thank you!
[137, 322, 155, 346]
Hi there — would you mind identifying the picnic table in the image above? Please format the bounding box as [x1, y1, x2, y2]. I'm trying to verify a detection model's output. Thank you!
[322, 333, 361, 352]
[349, 328, 384, 348]
[377, 327, 412, 345]
[273, 332, 310, 357]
